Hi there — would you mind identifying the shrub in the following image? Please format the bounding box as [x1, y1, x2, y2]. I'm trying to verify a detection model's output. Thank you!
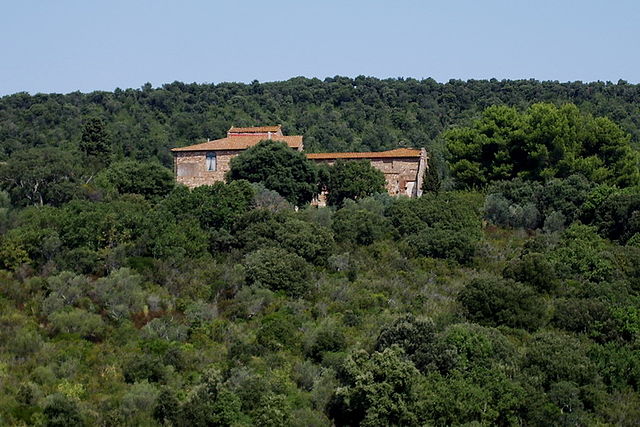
[458, 277, 547, 331]
[404, 226, 477, 263]
[503, 252, 558, 293]
[42, 393, 83, 427]
[90, 268, 146, 321]
[332, 206, 391, 246]
[123, 353, 166, 384]
[256, 311, 300, 351]
[182, 367, 242, 426]
[48, 308, 106, 340]
[375, 315, 441, 372]
[243, 248, 312, 297]
[306, 325, 347, 362]
[523, 330, 596, 388]
[329, 346, 420, 426]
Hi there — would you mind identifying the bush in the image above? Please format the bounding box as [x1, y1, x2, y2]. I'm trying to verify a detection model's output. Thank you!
[375, 315, 441, 372]
[123, 353, 166, 383]
[90, 268, 146, 321]
[458, 277, 547, 331]
[332, 205, 391, 246]
[503, 252, 558, 293]
[42, 393, 83, 427]
[306, 325, 347, 363]
[404, 226, 477, 263]
[523, 330, 596, 388]
[256, 311, 300, 352]
[182, 367, 242, 426]
[243, 248, 312, 297]
[48, 308, 105, 340]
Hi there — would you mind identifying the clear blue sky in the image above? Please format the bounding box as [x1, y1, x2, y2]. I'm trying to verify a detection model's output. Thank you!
[2, 0, 639, 95]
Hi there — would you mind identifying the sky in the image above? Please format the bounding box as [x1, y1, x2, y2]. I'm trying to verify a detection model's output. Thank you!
[1, 0, 639, 95]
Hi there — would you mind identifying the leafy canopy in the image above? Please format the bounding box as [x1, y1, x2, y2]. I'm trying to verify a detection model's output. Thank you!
[227, 140, 318, 206]
[325, 159, 386, 206]
[447, 103, 640, 188]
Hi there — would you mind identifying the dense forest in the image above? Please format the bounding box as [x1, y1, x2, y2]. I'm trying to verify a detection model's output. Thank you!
[1, 77, 640, 426]
[2, 77, 640, 164]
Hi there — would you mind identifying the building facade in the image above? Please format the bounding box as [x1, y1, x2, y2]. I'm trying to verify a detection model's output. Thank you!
[172, 126, 428, 199]
[172, 126, 303, 188]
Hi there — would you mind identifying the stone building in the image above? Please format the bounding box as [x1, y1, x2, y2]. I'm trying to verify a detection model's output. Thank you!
[172, 125, 428, 199]
[307, 148, 427, 198]
[172, 126, 303, 188]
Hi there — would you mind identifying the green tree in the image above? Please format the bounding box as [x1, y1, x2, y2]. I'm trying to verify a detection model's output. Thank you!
[422, 165, 441, 194]
[42, 393, 84, 427]
[325, 160, 386, 206]
[0, 147, 80, 207]
[80, 117, 111, 164]
[182, 367, 242, 426]
[446, 103, 640, 188]
[227, 140, 318, 206]
[329, 346, 420, 426]
[243, 247, 312, 297]
[95, 160, 174, 199]
[458, 276, 547, 331]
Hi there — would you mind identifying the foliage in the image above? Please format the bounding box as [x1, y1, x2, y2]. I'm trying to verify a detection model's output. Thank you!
[458, 276, 547, 330]
[332, 199, 392, 246]
[80, 117, 111, 162]
[228, 140, 318, 206]
[1, 79, 640, 424]
[243, 247, 312, 297]
[95, 159, 174, 199]
[0, 147, 81, 207]
[447, 103, 640, 188]
[404, 226, 477, 263]
[325, 159, 386, 206]
[484, 175, 594, 230]
[329, 346, 420, 426]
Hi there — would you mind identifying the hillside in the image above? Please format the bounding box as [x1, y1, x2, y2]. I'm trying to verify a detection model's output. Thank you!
[0, 79, 639, 425]
[2, 77, 640, 165]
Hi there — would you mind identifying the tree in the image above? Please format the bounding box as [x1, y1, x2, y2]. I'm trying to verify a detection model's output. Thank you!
[227, 140, 318, 206]
[0, 147, 81, 207]
[243, 247, 311, 297]
[332, 204, 391, 245]
[422, 165, 441, 194]
[80, 117, 111, 163]
[325, 160, 386, 206]
[42, 393, 83, 427]
[94, 160, 174, 199]
[329, 347, 420, 426]
[446, 103, 640, 188]
[458, 277, 547, 331]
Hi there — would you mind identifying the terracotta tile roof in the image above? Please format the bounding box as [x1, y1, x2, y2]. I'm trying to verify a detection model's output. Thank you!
[228, 125, 282, 133]
[171, 135, 303, 152]
[306, 148, 422, 160]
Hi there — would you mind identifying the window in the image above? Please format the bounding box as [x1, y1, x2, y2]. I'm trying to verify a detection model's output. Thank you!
[206, 152, 217, 171]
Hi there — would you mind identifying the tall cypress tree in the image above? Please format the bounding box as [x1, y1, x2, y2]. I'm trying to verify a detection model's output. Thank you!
[80, 117, 111, 160]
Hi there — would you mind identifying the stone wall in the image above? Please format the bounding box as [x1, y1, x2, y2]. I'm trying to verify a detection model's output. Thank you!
[311, 157, 423, 197]
[174, 150, 239, 188]
[174, 148, 428, 199]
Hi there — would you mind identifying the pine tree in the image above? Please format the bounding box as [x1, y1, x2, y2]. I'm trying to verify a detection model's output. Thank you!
[80, 117, 111, 159]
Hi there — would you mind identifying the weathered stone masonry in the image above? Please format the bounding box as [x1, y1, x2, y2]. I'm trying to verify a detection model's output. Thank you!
[171, 126, 429, 199]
